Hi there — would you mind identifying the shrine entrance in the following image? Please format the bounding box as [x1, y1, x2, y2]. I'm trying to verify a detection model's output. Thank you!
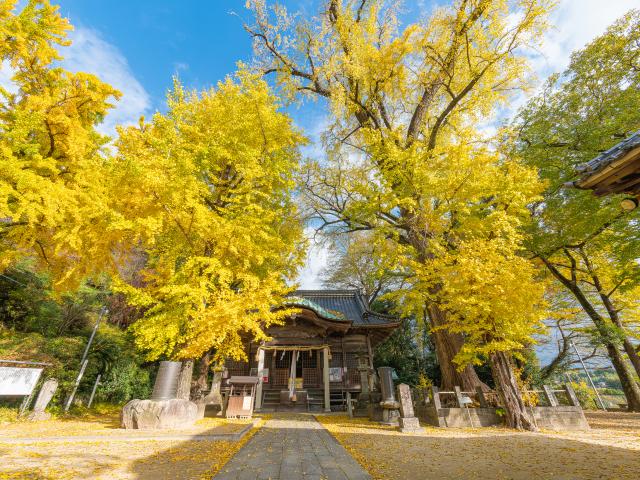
[270, 350, 321, 389]
[223, 290, 401, 413]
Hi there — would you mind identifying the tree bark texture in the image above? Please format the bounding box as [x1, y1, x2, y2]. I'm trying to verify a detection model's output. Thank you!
[489, 351, 537, 431]
[428, 304, 489, 392]
[192, 352, 212, 400]
[176, 359, 194, 401]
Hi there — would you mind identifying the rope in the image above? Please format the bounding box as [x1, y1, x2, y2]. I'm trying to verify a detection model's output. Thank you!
[258, 345, 330, 352]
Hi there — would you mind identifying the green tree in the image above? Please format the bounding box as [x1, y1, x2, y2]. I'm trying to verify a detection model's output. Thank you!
[515, 10, 640, 410]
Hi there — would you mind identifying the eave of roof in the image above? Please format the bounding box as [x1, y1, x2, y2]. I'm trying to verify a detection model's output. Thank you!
[574, 131, 640, 195]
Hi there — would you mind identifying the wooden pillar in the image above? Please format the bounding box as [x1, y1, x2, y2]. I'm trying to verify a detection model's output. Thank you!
[366, 334, 374, 370]
[255, 347, 265, 410]
[564, 383, 581, 407]
[323, 346, 331, 412]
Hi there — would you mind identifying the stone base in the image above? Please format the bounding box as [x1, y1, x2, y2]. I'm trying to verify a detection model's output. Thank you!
[398, 416, 424, 433]
[380, 407, 400, 426]
[121, 399, 198, 429]
[26, 411, 51, 422]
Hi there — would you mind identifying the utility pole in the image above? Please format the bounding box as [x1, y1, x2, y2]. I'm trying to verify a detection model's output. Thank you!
[64, 307, 107, 413]
[570, 341, 606, 410]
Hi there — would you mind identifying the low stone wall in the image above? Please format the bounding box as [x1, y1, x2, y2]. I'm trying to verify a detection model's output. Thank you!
[416, 405, 589, 430]
[415, 383, 590, 431]
[416, 405, 500, 428]
[532, 406, 589, 430]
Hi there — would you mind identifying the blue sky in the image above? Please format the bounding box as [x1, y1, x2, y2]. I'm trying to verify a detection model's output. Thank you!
[44, 0, 636, 296]
[4, 0, 634, 366]
[59, 0, 256, 110]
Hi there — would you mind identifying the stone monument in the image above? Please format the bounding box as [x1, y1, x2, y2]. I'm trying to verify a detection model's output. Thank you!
[26, 378, 58, 421]
[121, 361, 198, 429]
[196, 366, 226, 418]
[354, 355, 372, 417]
[396, 383, 424, 433]
[377, 366, 400, 426]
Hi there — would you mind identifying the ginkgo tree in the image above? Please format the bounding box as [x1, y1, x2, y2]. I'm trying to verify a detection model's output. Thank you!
[110, 73, 306, 363]
[1, 0, 307, 377]
[0, 0, 121, 289]
[247, 0, 552, 429]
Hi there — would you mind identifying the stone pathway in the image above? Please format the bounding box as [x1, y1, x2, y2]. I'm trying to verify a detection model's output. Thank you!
[214, 414, 371, 480]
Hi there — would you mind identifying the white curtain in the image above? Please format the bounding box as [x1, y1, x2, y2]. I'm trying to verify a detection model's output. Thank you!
[288, 350, 298, 400]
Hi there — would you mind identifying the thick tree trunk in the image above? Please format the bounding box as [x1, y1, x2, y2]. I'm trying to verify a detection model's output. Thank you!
[605, 343, 640, 411]
[428, 304, 489, 391]
[192, 352, 212, 400]
[597, 284, 640, 378]
[579, 308, 640, 411]
[176, 359, 194, 401]
[489, 351, 537, 431]
[622, 338, 640, 379]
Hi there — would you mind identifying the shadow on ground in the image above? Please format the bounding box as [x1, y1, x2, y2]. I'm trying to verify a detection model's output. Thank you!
[0, 423, 249, 480]
[2, 412, 639, 479]
[322, 416, 640, 480]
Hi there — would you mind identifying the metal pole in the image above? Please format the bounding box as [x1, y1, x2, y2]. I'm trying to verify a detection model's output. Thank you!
[87, 374, 101, 408]
[570, 341, 606, 410]
[64, 306, 107, 413]
[80, 307, 107, 366]
[64, 359, 88, 412]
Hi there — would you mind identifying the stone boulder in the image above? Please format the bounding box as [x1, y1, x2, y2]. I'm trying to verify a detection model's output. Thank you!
[121, 399, 198, 429]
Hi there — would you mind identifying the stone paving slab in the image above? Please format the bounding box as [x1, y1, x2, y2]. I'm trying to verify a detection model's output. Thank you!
[214, 414, 371, 480]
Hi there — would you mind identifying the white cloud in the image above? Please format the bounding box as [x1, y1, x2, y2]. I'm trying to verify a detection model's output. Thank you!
[62, 27, 152, 136]
[294, 227, 330, 289]
[530, 0, 636, 78]
[493, 0, 636, 131]
[0, 61, 17, 95]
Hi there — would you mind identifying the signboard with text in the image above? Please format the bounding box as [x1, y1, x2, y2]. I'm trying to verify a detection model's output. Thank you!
[0, 367, 43, 396]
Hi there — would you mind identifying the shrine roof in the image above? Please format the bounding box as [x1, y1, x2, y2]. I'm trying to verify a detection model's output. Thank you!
[288, 289, 399, 328]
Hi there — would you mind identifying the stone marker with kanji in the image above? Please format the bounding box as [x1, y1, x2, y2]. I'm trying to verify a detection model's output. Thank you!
[397, 383, 424, 433]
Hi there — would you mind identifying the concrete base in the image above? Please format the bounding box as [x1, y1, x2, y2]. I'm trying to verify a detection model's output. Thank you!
[26, 411, 52, 422]
[398, 416, 424, 433]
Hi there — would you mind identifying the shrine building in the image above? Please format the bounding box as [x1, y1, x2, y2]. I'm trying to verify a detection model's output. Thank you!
[224, 289, 400, 412]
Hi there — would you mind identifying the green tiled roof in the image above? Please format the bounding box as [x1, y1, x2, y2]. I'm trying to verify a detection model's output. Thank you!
[286, 290, 399, 327]
[283, 296, 347, 321]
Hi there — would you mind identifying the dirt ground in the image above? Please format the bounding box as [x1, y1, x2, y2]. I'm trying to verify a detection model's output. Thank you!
[317, 411, 640, 480]
[0, 410, 248, 440]
[2, 410, 639, 479]
[0, 411, 258, 480]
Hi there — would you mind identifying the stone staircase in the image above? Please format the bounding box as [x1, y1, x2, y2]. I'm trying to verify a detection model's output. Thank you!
[259, 388, 347, 412]
[261, 390, 281, 411]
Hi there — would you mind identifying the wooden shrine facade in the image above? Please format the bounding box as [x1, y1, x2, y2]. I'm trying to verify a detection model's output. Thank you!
[224, 290, 400, 412]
